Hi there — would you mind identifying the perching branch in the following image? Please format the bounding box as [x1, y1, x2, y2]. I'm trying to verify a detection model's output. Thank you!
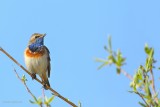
[0, 47, 78, 107]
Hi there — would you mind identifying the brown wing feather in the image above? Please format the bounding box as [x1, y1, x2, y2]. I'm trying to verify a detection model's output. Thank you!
[44, 46, 51, 78]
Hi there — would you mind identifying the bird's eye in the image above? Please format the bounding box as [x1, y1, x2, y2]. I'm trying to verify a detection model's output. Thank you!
[35, 36, 39, 39]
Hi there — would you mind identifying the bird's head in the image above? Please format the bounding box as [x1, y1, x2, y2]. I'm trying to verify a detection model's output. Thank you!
[28, 33, 46, 45]
[28, 33, 46, 52]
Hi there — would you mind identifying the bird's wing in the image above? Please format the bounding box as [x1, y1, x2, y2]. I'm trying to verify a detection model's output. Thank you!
[44, 46, 51, 78]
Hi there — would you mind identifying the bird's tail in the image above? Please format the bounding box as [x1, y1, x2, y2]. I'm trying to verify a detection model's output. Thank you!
[45, 79, 50, 87]
[41, 73, 50, 89]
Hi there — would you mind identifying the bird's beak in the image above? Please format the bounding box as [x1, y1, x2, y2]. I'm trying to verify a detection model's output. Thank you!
[43, 33, 46, 37]
[40, 33, 46, 38]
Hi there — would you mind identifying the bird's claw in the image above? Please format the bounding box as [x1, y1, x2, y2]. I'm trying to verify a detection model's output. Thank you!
[42, 82, 49, 90]
[31, 73, 36, 80]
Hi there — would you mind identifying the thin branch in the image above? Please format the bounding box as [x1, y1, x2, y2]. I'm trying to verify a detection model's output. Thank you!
[14, 68, 44, 107]
[135, 91, 150, 107]
[150, 69, 158, 104]
[0, 47, 78, 107]
[42, 88, 45, 101]
[116, 66, 133, 80]
[42, 88, 48, 107]
[121, 69, 133, 80]
[13, 68, 35, 99]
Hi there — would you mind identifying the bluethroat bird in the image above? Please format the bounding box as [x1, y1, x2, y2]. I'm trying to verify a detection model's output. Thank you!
[24, 33, 51, 89]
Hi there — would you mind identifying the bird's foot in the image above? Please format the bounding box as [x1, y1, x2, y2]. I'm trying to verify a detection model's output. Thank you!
[43, 84, 48, 90]
[31, 73, 36, 80]
[42, 82, 50, 90]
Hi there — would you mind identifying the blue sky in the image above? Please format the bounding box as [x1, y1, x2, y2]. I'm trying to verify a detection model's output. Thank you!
[0, 0, 160, 107]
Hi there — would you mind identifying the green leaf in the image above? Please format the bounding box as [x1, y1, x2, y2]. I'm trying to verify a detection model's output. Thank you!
[128, 90, 136, 93]
[29, 100, 36, 104]
[29, 97, 41, 105]
[139, 102, 147, 107]
[48, 96, 55, 104]
[120, 57, 126, 64]
[108, 36, 112, 53]
[144, 77, 152, 100]
[95, 58, 107, 63]
[33, 96, 38, 102]
[140, 65, 146, 72]
[145, 79, 149, 93]
[37, 97, 42, 101]
[146, 49, 154, 72]
[21, 75, 27, 82]
[108, 55, 116, 64]
[97, 61, 109, 70]
[45, 96, 48, 102]
[130, 67, 144, 91]
[116, 49, 125, 67]
[153, 92, 159, 101]
[116, 68, 121, 74]
[144, 44, 150, 55]
[158, 99, 160, 106]
[137, 70, 142, 80]
[78, 101, 82, 107]
[116, 50, 122, 66]
[104, 45, 110, 53]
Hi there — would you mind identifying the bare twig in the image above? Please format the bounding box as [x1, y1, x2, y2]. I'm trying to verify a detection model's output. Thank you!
[42, 88, 45, 101]
[0, 47, 78, 107]
[150, 69, 158, 104]
[14, 68, 44, 107]
[42, 88, 48, 107]
[121, 69, 133, 80]
[13, 68, 35, 99]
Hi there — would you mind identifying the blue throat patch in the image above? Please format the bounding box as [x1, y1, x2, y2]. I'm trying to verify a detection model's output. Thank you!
[29, 37, 44, 52]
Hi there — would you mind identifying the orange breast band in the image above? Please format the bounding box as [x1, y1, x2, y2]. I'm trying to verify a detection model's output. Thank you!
[25, 48, 45, 58]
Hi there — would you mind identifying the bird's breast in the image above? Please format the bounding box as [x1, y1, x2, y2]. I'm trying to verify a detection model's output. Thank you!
[24, 47, 48, 76]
